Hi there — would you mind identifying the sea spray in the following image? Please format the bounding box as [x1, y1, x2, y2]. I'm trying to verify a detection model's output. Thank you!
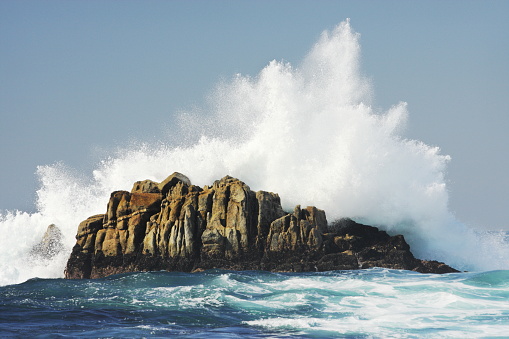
[0, 20, 507, 285]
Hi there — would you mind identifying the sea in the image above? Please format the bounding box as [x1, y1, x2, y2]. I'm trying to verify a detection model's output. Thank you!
[1, 20, 509, 337]
[2, 268, 509, 338]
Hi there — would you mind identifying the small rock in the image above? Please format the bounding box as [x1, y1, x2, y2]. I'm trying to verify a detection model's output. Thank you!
[30, 224, 64, 259]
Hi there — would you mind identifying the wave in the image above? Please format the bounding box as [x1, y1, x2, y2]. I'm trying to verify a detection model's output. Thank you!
[2, 269, 509, 337]
[1, 19, 508, 286]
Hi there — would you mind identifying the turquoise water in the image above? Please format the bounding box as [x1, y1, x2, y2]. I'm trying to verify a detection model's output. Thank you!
[2, 269, 509, 338]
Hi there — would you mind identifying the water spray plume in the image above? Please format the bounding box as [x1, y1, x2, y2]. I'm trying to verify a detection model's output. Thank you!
[1, 20, 507, 285]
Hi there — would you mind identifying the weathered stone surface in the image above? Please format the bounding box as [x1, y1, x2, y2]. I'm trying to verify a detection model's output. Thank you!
[266, 205, 328, 253]
[158, 172, 191, 195]
[131, 179, 160, 194]
[64, 174, 458, 279]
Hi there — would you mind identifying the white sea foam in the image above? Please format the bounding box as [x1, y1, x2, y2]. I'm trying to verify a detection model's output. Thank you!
[1, 20, 508, 286]
[242, 271, 509, 338]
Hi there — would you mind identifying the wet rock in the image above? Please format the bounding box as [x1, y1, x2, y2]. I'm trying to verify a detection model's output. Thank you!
[30, 224, 64, 259]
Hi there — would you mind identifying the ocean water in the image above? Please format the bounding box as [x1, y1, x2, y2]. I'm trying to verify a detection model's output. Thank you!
[1, 19, 509, 337]
[2, 269, 509, 338]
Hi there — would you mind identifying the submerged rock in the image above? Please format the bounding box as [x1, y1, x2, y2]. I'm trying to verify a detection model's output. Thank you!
[30, 224, 64, 259]
[64, 173, 458, 279]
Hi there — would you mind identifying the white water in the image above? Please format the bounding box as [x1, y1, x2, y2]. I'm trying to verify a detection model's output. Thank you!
[1, 20, 508, 286]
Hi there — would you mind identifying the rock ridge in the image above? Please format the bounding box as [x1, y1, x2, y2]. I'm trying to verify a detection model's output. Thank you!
[64, 172, 458, 279]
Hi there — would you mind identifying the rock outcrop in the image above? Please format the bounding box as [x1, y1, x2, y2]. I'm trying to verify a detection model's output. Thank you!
[65, 173, 458, 279]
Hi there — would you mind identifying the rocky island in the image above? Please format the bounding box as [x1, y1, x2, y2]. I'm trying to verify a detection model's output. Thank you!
[64, 172, 458, 279]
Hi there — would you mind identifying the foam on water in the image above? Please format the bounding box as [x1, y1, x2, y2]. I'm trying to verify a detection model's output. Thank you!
[0, 269, 509, 338]
[1, 20, 508, 285]
[5, 269, 507, 337]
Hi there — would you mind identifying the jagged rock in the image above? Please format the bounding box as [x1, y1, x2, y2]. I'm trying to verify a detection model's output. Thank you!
[76, 214, 104, 253]
[158, 172, 191, 195]
[131, 179, 160, 194]
[266, 205, 327, 252]
[64, 174, 458, 279]
[30, 224, 64, 259]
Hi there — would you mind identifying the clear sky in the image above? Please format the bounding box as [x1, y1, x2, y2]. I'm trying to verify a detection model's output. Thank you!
[1, 1, 508, 230]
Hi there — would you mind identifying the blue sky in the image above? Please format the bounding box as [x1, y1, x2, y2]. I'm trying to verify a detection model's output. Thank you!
[1, 1, 508, 230]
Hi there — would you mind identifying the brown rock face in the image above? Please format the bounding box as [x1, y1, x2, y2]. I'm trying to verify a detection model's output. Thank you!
[64, 173, 458, 279]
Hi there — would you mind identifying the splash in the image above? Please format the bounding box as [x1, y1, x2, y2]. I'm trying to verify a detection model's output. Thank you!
[0, 20, 507, 285]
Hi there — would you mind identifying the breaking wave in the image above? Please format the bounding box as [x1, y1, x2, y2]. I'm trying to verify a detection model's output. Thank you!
[1, 20, 507, 286]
